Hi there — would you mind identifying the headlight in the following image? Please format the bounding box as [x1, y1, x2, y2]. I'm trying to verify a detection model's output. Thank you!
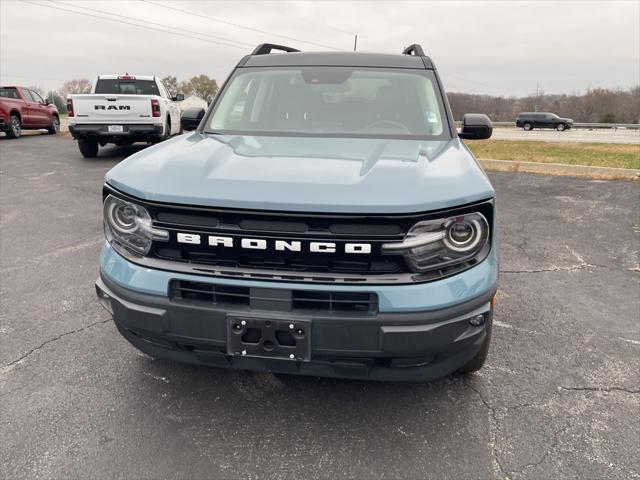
[103, 195, 168, 256]
[382, 212, 489, 272]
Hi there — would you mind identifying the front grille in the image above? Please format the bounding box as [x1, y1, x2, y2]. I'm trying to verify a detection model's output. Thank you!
[170, 280, 378, 315]
[156, 247, 402, 274]
[104, 185, 494, 284]
[148, 204, 418, 278]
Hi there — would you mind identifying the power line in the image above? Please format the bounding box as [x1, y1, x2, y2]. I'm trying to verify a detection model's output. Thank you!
[20, 0, 249, 50]
[141, 0, 342, 51]
[55, 0, 255, 49]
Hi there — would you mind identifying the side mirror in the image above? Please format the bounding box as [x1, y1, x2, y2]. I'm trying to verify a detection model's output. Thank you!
[173, 93, 185, 102]
[180, 107, 205, 131]
[459, 113, 492, 140]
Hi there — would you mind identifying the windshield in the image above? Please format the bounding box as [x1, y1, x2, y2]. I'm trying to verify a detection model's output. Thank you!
[95, 79, 160, 95]
[207, 67, 449, 139]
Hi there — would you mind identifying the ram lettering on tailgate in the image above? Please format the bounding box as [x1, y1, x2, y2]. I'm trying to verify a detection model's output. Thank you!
[95, 105, 131, 110]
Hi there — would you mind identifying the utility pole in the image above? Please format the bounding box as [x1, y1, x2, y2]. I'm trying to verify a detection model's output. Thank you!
[535, 82, 540, 112]
[354, 34, 358, 52]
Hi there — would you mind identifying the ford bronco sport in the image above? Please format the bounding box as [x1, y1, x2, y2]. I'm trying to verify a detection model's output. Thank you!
[96, 43, 498, 381]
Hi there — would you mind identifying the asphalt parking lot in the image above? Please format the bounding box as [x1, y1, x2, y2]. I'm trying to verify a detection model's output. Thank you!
[1, 135, 639, 479]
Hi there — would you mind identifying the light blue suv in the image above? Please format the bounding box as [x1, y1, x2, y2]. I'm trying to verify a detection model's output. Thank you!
[96, 43, 498, 381]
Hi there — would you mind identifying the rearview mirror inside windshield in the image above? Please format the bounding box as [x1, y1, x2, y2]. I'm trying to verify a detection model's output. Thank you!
[301, 68, 353, 84]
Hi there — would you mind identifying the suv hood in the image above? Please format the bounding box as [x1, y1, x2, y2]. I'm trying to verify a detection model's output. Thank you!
[105, 133, 494, 214]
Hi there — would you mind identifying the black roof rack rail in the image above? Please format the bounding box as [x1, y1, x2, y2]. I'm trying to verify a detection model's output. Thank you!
[402, 44, 425, 57]
[251, 43, 300, 55]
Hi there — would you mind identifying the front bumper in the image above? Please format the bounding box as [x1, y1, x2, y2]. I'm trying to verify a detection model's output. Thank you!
[69, 123, 162, 138]
[96, 271, 495, 381]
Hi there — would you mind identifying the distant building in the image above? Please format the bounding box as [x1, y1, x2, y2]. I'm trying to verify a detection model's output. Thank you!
[177, 95, 207, 112]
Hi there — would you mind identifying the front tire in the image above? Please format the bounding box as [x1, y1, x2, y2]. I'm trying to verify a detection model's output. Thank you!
[523, 122, 533, 131]
[6, 114, 21, 138]
[458, 314, 492, 374]
[47, 115, 60, 135]
[78, 137, 99, 158]
[556, 123, 566, 131]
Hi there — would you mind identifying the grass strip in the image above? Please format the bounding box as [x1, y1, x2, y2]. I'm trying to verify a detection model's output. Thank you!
[468, 140, 640, 169]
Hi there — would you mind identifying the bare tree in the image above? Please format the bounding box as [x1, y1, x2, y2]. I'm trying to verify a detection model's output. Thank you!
[58, 78, 92, 98]
[184, 75, 219, 102]
[27, 85, 45, 97]
[162, 75, 178, 95]
[447, 85, 639, 123]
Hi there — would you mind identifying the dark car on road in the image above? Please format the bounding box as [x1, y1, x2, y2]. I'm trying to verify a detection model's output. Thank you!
[516, 112, 573, 131]
[0, 86, 60, 138]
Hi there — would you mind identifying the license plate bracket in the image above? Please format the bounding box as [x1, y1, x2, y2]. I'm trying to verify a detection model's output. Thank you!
[227, 316, 311, 362]
[108, 125, 124, 133]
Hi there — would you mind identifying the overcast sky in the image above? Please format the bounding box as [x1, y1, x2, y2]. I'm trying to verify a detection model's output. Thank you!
[1, 0, 638, 97]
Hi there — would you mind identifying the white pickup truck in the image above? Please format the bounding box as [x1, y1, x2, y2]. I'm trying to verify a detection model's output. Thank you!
[67, 75, 184, 158]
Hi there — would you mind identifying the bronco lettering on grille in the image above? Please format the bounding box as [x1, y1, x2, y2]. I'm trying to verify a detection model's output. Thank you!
[176, 234, 372, 254]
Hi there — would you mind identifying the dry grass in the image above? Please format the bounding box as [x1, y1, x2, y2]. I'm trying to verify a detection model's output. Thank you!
[468, 140, 640, 170]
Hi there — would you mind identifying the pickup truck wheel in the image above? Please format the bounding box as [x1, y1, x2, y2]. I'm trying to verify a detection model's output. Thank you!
[457, 316, 492, 374]
[47, 116, 60, 135]
[151, 119, 170, 144]
[78, 138, 99, 158]
[6, 114, 21, 139]
[556, 123, 566, 131]
[523, 122, 533, 131]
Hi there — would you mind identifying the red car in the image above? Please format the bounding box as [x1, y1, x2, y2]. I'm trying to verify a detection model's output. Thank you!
[0, 86, 60, 138]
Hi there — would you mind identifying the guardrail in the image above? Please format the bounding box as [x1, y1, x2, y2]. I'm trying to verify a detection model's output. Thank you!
[486, 121, 640, 130]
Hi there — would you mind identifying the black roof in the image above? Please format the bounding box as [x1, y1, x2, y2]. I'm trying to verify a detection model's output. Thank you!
[240, 51, 434, 70]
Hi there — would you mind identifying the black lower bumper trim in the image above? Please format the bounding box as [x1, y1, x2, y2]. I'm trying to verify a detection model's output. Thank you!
[69, 123, 162, 138]
[97, 274, 495, 381]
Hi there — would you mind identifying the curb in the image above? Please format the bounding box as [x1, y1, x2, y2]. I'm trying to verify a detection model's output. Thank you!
[479, 158, 640, 181]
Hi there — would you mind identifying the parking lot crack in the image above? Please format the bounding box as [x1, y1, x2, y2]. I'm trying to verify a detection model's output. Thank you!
[502, 246, 608, 274]
[558, 385, 639, 394]
[505, 401, 546, 410]
[510, 422, 571, 477]
[1, 319, 110, 373]
[466, 382, 511, 480]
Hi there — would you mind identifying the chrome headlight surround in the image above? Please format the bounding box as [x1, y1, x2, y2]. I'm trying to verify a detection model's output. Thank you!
[103, 194, 168, 256]
[382, 212, 490, 273]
